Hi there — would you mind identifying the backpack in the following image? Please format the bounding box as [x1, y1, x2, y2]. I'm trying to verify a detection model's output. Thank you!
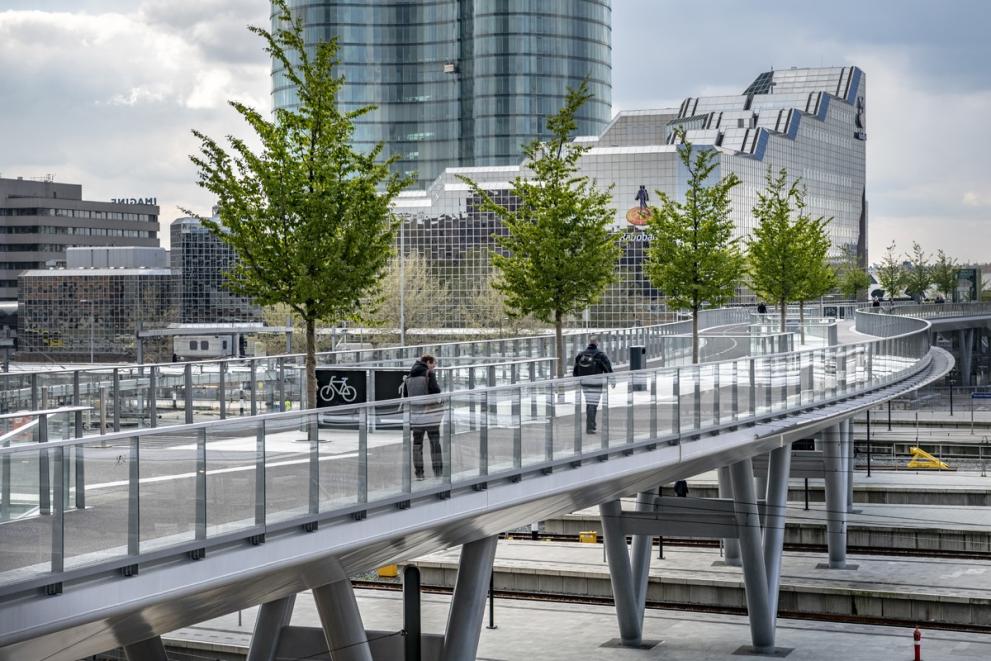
[574, 351, 601, 377]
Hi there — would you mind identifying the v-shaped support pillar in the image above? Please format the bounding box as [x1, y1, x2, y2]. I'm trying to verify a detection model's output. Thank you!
[730, 446, 791, 654]
[600, 491, 656, 647]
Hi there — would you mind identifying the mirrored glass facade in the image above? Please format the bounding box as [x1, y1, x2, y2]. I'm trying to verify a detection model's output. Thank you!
[274, 0, 612, 189]
[392, 66, 868, 327]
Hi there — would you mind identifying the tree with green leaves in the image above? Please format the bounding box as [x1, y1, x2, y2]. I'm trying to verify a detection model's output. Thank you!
[875, 242, 905, 302]
[458, 81, 621, 378]
[747, 168, 809, 333]
[369, 250, 451, 339]
[794, 215, 834, 343]
[836, 243, 872, 301]
[930, 249, 959, 301]
[186, 0, 411, 408]
[902, 242, 931, 302]
[646, 131, 745, 363]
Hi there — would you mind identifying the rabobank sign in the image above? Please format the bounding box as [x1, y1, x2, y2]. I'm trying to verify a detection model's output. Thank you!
[111, 197, 158, 205]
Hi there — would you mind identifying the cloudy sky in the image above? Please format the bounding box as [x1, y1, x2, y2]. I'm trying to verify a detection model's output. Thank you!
[1, 0, 989, 262]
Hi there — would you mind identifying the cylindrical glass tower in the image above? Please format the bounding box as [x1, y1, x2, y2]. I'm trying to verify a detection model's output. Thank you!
[274, 1, 612, 189]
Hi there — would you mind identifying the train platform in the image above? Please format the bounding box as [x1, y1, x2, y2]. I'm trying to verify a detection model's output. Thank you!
[160, 587, 991, 660]
[411, 538, 991, 629]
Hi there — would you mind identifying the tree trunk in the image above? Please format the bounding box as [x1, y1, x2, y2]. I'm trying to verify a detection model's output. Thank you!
[305, 316, 317, 410]
[691, 307, 700, 364]
[799, 300, 806, 345]
[554, 310, 565, 379]
[778, 298, 787, 334]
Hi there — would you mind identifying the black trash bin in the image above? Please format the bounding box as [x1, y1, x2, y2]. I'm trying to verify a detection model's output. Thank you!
[630, 345, 647, 391]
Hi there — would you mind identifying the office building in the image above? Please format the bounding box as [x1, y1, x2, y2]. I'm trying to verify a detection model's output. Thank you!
[17, 247, 173, 361]
[170, 216, 261, 324]
[392, 66, 868, 327]
[0, 176, 159, 302]
[274, 0, 612, 188]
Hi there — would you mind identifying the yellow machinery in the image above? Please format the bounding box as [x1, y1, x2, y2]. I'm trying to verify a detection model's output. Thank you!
[376, 564, 399, 578]
[578, 531, 598, 544]
[907, 447, 952, 470]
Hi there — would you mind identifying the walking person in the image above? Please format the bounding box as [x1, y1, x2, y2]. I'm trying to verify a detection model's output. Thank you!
[756, 301, 768, 315]
[674, 479, 689, 497]
[402, 354, 444, 480]
[573, 336, 613, 434]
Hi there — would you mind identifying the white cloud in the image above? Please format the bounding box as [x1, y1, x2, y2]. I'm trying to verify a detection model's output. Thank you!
[963, 192, 991, 208]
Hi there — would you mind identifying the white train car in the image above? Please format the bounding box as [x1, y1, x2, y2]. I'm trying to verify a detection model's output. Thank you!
[173, 335, 235, 360]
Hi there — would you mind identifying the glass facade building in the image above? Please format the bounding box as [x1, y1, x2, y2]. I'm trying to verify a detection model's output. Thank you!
[392, 66, 868, 327]
[170, 217, 262, 324]
[274, 0, 612, 189]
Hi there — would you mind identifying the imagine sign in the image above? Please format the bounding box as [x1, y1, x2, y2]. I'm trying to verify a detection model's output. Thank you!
[111, 197, 158, 205]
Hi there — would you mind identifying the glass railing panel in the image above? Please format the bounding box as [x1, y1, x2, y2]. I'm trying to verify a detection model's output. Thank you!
[654, 368, 677, 436]
[317, 406, 361, 511]
[485, 389, 516, 475]
[63, 439, 129, 571]
[139, 428, 198, 553]
[717, 362, 736, 425]
[255, 359, 282, 415]
[603, 375, 627, 448]
[552, 381, 580, 460]
[734, 359, 754, 420]
[0, 446, 50, 582]
[155, 365, 187, 427]
[205, 419, 260, 537]
[225, 360, 254, 418]
[446, 392, 482, 486]
[263, 416, 313, 525]
[697, 365, 717, 429]
[680, 367, 700, 434]
[520, 382, 549, 467]
[630, 370, 654, 443]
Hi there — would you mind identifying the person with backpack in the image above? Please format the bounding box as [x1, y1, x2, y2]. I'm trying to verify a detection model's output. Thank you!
[674, 480, 689, 497]
[402, 354, 444, 480]
[573, 336, 613, 434]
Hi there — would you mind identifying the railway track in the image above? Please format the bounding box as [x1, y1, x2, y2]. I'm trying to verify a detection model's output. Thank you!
[498, 532, 991, 560]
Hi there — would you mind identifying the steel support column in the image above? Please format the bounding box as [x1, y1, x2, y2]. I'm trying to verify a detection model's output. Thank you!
[729, 458, 775, 652]
[762, 444, 792, 619]
[123, 636, 169, 661]
[312, 579, 373, 661]
[822, 424, 849, 568]
[843, 418, 854, 513]
[717, 466, 741, 566]
[630, 491, 655, 623]
[959, 329, 974, 386]
[440, 535, 499, 661]
[246, 594, 296, 661]
[599, 499, 642, 646]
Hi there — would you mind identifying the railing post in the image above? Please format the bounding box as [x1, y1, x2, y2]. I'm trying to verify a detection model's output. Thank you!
[195, 428, 207, 544]
[184, 363, 194, 424]
[358, 409, 368, 509]
[51, 445, 65, 576]
[128, 435, 141, 559]
[149, 366, 158, 428]
[649, 371, 658, 438]
[672, 368, 681, 437]
[749, 358, 756, 416]
[73, 372, 86, 511]
[601, 375, 610, 449]
[544, 385, 554, 463]
[255, 421, 266, 528]
[626, 372, 635, 444]
[480, 391, 489, 479]
[693, 367, 702, 432]
[402, 407, 412, 495]
[250, 360, 258, 416]
[712, 364, 721, 425]
[277, 357, 286, 412]
[112, 368, 121, 432]
[513, 389, 522, 471]
[573, 385, 582, 454]
[38, 411, 50, 516]
[219, 361, 227, 420]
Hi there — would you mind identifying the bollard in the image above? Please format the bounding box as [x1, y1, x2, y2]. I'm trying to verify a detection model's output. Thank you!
[913, 625, 922, 661]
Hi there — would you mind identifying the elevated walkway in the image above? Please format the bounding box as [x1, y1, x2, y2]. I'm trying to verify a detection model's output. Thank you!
[1, 304, 989, 660]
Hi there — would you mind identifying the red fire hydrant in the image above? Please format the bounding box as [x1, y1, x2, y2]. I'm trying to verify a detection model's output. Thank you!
[913, 625, 922, 661]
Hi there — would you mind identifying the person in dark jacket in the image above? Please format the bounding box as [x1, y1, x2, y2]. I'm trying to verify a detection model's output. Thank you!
[572, 336, 613, 433]
[674, 480, 689, 497]
[403, 354, 444, 480]
[756, 301, 768, 315]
